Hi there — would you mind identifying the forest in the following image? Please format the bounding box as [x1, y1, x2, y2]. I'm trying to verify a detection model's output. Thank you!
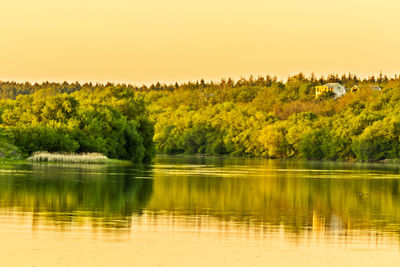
[0, 85, 155, 162]
[1, 72, 400, 161]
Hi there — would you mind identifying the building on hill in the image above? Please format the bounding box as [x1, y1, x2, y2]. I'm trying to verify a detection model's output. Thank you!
[370, 85, 381, 91]
[315, 83, 346, 98]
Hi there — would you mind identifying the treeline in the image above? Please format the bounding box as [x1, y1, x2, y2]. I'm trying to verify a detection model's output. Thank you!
[0, 86, 155, 162]
[2, 73, 400, 161]
[0, 72, 395, 100]
[143, 73, 400, 161]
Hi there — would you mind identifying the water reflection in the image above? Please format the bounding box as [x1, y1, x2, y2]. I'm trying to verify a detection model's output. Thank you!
[1, 156, 400, 240]
[0, 163, 154, 230]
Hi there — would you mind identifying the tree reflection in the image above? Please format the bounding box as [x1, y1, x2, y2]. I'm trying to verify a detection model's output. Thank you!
[0, 164, 153, 230]
[1, 159, 400, 237]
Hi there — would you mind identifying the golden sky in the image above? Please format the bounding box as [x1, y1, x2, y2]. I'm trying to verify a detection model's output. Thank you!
[1, 0, 400, 85]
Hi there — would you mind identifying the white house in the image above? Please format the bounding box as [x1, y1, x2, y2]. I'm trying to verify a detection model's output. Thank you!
[325, 83, 346, 98]
[315, 83, 346, 98]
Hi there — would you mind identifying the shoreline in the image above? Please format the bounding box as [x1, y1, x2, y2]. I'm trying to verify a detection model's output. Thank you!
[0, 153, 399, 167]
[0, 157, 132, 165]
[155, 153, 400, 166]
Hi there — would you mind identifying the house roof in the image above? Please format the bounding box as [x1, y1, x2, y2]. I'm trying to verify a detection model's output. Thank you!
[324, 83, 343, 86]
[370, 85, 381, 90]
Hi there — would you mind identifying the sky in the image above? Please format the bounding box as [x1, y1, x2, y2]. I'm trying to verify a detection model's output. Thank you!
[1, 0, 400, 85]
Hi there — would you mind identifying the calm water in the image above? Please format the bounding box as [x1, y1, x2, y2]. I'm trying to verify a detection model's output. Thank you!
[1, 156, 400, 266]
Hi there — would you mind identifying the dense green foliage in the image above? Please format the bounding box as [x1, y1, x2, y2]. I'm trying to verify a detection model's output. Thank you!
[0, 131, 23, 159]
[143, 73, 400, 161]
[1, 72, 400, 161]
[0, 85, 155, 162]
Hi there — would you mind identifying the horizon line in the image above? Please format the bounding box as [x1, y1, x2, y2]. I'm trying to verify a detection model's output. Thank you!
[0, 72, 398, 87]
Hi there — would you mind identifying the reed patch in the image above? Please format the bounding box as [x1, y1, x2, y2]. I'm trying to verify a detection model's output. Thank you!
[27, 152, 109, 164]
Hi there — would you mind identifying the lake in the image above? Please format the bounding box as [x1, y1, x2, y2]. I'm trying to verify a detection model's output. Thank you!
[1, 156, 400, 266]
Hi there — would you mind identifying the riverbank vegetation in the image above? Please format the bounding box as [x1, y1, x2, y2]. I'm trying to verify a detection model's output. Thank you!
[1, 73, 400, 161]
[0, 85, 155, 162]
[144, 73, 400, 161]
[0, 131, 23, 159]
[27, 152, 109, 164]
